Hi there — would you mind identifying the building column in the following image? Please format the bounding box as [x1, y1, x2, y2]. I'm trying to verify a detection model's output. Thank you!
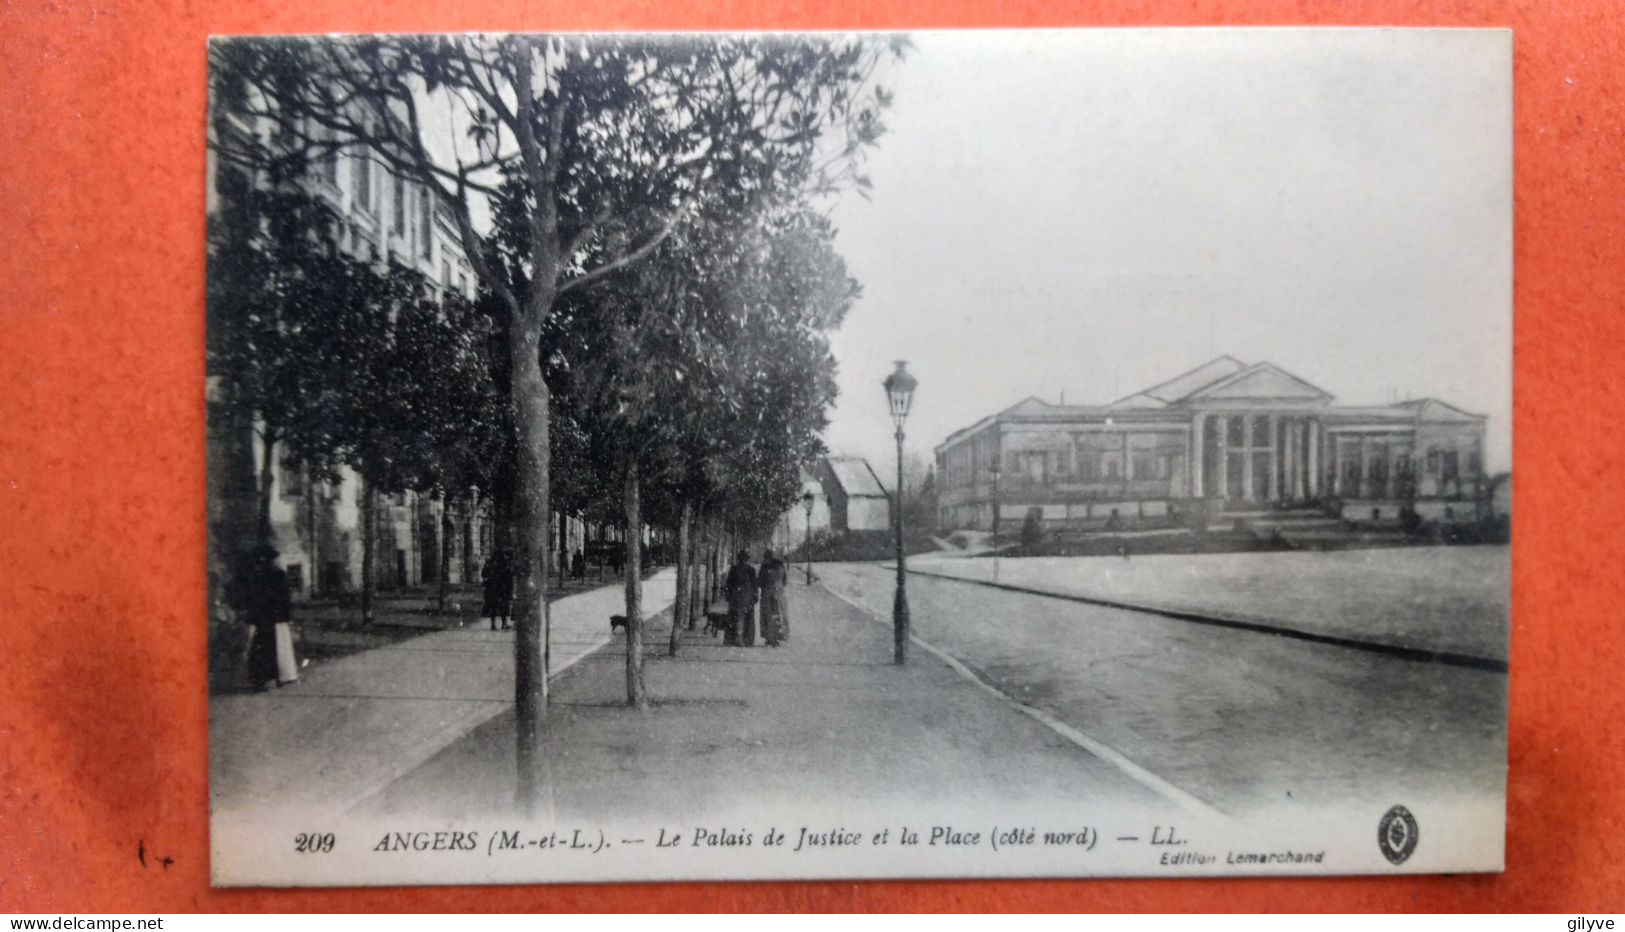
[1242, 416, 1255, 501]
[1216, 416, 1230, 502]
[1358, 436, 1372, 499]
[1307, 420, 1320, 498]
[1295, 420, 1308, 500]
[1190, 415, 1205, 499]
[1267, 414, 1281, 502]
[1391, 441, 1404, 500]
[1330, 433, 1341, 496]
[1287, 422, 1300, 503]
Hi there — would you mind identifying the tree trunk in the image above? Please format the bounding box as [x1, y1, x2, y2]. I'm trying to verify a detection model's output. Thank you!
[623, 460, 647, 708]
[511, 320, 552, 814]
[360, 479, 376, 625]
[669, 499, 691, 656]
[256, 429, 277, 547]
[437, 494, 453, 613]
[306, 462, 319, 597]
[463, 489, 476, 586]
[688, 508, 703, 628]
[558, 509, 568, 590]
[708, 529, 719, 604]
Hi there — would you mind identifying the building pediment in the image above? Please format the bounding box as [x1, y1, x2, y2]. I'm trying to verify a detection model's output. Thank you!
[1184, 363, 1333, 404]
[1394, 398, 1485, 422]
[1131, 355, 1248, 403]
[1106, 392, 1168, 410]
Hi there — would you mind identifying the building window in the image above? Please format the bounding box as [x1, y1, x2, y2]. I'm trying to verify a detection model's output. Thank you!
[1467, 452, 1481, 477]
[354, 152, 374, 212]
[1106, 459, 1120, 480]
[419, 190, 434, 260]
[1441, 451, 1460, 483]
[1226, 416, 1244, 447]
[311, 122, 339, 186]
[1252, 416, 1270, 446]
[392, 174, 407, 237]
[1131, 452, 1154, 480]
[279, 460, 304, 499]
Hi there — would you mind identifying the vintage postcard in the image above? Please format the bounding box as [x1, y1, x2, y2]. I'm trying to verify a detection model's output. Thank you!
[205, 27, 1511, 886]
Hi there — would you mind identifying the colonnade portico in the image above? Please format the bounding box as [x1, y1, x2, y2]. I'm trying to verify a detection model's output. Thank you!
[1189, 411, 1325, 505]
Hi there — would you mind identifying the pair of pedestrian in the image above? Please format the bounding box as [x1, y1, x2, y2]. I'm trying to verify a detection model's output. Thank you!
[723, 549, 791, 647]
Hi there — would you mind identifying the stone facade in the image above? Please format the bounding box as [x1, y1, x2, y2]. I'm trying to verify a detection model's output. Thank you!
[206, 88, 596, 599]
[935, 356, 1489, 532]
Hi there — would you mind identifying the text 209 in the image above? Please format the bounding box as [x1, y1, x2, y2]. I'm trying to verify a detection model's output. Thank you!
[295, 832, 336, 853]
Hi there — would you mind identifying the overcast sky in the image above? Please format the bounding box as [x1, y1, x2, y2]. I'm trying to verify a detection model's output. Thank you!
[821, 29, 1512, 476]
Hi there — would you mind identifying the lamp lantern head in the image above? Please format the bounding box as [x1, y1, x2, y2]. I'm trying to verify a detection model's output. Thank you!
[882, 360, 918, 429]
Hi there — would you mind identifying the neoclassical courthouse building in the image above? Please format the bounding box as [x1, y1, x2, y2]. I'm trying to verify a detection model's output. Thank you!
[935, 356, 1489, 532]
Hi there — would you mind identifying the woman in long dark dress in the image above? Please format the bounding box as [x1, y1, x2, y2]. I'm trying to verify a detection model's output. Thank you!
[758, 549, 789, 647]
[235, 544, 293, 690]
[481, 551, 513, 631]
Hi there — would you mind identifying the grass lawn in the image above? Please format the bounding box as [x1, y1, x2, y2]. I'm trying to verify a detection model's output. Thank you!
[908, 545, 1510, 662]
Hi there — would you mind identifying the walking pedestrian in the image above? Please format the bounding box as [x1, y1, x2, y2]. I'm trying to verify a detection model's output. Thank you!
[571, 549, 586, 580]
[723, 549, 758, 647]
[758, 548, 789, 647]
[481, 550, 513, 631]
[233, 543, 299, 690]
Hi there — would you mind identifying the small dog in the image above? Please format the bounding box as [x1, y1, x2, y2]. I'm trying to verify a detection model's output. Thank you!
[703, 611, 729, 638]
[609, 614, 628, 634]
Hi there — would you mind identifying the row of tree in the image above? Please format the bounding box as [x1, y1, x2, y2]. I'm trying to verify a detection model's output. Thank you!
[209, 33, 903, 809]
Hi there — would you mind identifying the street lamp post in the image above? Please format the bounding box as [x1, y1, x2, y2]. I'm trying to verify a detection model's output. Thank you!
[987, 460, 1002, 540]
[801, 490, 815, 586]
[987, 460, 1002, 582]
[883, 360, 918, 666]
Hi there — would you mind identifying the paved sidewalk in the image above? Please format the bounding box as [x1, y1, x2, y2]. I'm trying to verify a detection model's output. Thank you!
[209, 571, 675, 818]
[360, 574, 1164, 823]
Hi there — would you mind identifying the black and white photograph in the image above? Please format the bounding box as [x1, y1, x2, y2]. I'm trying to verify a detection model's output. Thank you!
[204, 28, 1511, 886]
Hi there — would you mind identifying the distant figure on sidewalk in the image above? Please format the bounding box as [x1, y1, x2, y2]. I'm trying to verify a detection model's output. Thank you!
[758, 549, 789, 647]
[481, 550, 513, 631]
[571, 549, 586, 580]
[231, 543, 299, 690]
[724, 549, 758, 647]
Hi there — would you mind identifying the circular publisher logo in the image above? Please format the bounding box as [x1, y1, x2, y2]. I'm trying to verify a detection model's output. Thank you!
[1378, 805, 1419, 865]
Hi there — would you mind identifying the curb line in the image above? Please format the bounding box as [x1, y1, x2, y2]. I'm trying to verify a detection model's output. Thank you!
[898, 565, 1508, 674]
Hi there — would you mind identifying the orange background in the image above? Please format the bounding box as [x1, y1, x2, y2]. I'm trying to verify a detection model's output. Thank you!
[1, 0, 1620, 913]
